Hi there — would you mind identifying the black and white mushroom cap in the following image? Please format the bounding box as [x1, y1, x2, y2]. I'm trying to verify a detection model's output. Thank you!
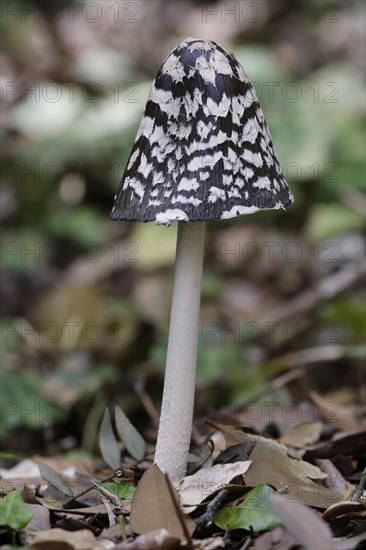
[111, 37, 294, 225]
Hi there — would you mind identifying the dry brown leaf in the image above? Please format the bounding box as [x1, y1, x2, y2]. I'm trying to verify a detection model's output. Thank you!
[280, 422, 322, 448]
[304, 430, 366, 459]
[0, 478, 44, 498]
[24, 504, 51, 529]
[219, 427, 350, 508]
[322, 500, 365, 521]
[253, 527, 297, 550]
[20, 504, 51, 547]
[270, 493, 333, 549]
[114, 528, 180, 549]
[130, 465, 195, 540]
[309, 391, 361, 432]
[31, 527, 104, 550]
[177, 461, 251, 513]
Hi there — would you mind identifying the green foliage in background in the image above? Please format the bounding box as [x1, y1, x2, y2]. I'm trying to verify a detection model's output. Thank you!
[1, 0, 364, 445]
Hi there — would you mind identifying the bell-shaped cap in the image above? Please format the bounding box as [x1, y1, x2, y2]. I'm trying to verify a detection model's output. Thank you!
[111, 37, 294, 225]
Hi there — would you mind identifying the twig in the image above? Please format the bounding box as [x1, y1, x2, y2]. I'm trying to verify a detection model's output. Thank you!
[195, 488, 229, 535]
[210, 366, 305, 422]
[92, 480, 124, 509]
[102, 496, 116, 526]
[269, 345, 348, 371]
[208, 341, 363, 423]
[47, 508, 101, 516]
[134, 377, 160, 430]
[62, 473, 116, 508]
[258, 259, 366, 327]
[239, 535, 253, 550]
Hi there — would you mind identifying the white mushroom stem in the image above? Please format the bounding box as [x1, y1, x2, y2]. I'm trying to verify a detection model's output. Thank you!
[154, 221, 206, 481]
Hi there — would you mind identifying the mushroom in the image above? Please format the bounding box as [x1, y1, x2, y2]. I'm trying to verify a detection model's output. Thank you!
[111, 37, 294, 480]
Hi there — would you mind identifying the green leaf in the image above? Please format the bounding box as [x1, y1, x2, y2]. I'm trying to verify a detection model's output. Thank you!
[114, 405, 146, 461]
[99, 407, 120, 469]
[0, 491, 33, 530]
[100, 482, 135, 500]
[214, 484, 283, 533]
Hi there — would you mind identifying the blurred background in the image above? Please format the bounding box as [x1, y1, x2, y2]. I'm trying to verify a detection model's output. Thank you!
[1, 0, 365, 458]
